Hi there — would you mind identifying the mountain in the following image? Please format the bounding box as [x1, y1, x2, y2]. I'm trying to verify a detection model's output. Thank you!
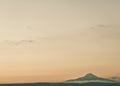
[110, 77, 120, 82]
[65, 73, 116, 83]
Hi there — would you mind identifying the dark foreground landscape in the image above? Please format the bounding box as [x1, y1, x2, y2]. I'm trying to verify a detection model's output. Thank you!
[0, 83, 120, 86]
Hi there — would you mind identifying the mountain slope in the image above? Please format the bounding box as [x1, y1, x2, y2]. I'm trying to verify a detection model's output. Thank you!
[110, 77, 120, 82]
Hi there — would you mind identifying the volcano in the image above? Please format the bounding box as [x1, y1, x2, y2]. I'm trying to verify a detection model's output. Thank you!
[65, 73, 115, 83]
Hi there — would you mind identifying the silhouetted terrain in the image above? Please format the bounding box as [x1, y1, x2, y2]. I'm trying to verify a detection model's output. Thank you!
[0, 74, 119, 86]
[0, 83, 120, 86]
[66, 73, 116, 83]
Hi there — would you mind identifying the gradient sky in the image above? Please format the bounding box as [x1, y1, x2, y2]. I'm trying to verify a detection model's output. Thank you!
[0, 0, 120, 83]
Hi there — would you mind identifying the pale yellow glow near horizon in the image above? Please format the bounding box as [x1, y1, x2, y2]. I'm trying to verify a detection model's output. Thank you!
[0, 0, 120, 83]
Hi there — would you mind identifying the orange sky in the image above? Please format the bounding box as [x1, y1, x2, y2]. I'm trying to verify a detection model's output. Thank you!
[0, 0, 120, 83]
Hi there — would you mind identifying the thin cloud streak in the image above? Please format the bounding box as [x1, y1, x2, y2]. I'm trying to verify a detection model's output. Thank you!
[89, 24, 120, 40]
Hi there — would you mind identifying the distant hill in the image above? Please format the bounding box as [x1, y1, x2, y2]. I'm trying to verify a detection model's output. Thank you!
[65, 73, 117, 83]
[110, 77, 120, 82]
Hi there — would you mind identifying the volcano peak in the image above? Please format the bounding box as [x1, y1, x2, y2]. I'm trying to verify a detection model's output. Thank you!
[84, 73, 98, 78]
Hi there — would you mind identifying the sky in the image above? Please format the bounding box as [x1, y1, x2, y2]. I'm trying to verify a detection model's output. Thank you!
[0, 0, 120, 83]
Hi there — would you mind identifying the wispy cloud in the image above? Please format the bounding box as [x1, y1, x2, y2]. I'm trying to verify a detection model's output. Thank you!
[89, 24, 120, 39]
[14, 40, 34, 45]
[1, 36, 50, 46]
[90, 24, 110, 29]
[2, 39, 35, 46]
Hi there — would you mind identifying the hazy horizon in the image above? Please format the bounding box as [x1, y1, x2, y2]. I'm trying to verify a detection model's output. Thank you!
[0, 0, 120, 83]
